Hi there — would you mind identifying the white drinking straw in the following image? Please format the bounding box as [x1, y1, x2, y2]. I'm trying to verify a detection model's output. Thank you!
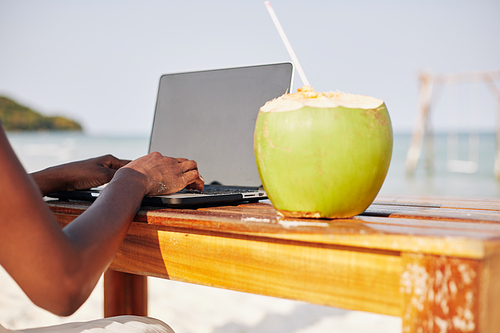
[264, 1, 310, 87]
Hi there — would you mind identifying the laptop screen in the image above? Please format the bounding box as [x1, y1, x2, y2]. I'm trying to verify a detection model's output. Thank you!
[149, 63, 294, 186]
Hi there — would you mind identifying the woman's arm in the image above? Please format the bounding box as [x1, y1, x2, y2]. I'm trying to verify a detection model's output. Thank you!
[0, 128, 203, 316]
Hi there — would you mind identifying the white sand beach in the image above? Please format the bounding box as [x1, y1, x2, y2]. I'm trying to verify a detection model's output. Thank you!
[0, 266, 401, 333]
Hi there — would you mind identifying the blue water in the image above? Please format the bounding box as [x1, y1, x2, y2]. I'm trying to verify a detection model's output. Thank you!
[6, 131, 500, 198]
[381, 132, 500, 198]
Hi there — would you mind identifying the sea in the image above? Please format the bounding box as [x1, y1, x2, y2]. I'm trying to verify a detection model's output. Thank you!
[6, 131, 500, 199]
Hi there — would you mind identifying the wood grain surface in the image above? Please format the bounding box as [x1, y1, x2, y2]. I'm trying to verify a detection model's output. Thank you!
[48, 194, 500, 332]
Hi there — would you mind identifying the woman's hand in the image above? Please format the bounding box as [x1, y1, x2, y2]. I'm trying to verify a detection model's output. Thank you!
[119, 152, 204, 196]
[30, 155, 130, 196]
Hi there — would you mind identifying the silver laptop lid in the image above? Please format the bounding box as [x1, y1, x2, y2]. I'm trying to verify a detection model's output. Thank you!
[148, 62, 294, 186]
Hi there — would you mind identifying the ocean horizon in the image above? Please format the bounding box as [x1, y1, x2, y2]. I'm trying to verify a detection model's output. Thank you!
[6, 130, 500, 199]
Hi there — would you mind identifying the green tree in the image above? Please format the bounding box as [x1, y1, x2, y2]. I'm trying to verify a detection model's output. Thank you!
[0, 96, 83, 131]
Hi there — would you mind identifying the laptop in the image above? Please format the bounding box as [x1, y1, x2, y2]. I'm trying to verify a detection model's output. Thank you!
[48, 62, 294, 207]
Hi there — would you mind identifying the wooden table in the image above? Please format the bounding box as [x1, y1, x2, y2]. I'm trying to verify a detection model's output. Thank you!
[48, 195, 500, 333]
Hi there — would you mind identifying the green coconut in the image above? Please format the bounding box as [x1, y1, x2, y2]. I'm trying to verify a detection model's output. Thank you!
[254, 86, 393, 219]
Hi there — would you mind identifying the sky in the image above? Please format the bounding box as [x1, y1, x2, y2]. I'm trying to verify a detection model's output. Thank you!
[0, 0, 499, 135]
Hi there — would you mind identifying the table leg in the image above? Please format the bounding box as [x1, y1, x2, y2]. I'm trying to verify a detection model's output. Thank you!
[400, 252, 500, 333]
[104, 269, 148, 317]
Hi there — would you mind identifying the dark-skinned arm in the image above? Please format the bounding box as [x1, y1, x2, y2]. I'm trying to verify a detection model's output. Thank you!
[0, 127, 203, 316]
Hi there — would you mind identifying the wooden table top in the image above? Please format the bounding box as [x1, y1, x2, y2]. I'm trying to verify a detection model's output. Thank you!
[48, 194, 500, 259]
[47, 194, 500, 331]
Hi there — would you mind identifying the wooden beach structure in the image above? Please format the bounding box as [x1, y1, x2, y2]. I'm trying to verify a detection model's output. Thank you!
[405, 70, 500, 179]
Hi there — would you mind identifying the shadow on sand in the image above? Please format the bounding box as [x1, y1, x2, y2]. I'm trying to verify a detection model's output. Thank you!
[213, 303, 350, 333]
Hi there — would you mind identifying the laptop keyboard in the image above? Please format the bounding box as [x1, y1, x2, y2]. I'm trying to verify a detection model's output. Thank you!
[181, 187, 262, 195]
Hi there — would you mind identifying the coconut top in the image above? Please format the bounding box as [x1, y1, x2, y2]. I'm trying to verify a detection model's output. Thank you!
[260, 86, 384, 112]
